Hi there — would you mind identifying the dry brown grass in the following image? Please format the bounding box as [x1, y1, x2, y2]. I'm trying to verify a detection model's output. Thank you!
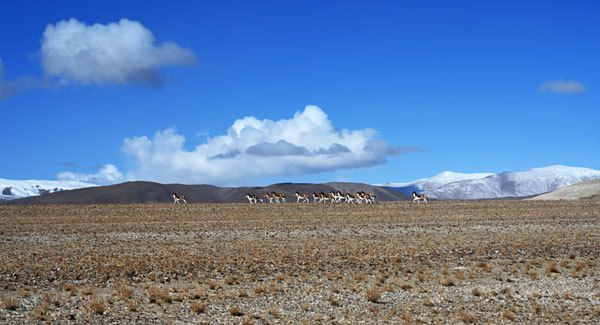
[503, 308, 517, 321]
[18, 288, 29, 298]
[0, 201, 598, 323]
[32, 302, 49, 320]
[365, 287, 382, 303]
[546, 261, 560, 274]
[229, 306, 244, 316]
[1, 296, 20, 310]
[117, 285, 134, 301]
[328, 293, 341, 307]
[457, 310, 476, 323]
[89, 296, 106, 315]
[191, 302, 207, 314]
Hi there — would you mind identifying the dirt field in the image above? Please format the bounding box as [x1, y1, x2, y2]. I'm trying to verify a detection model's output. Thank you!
[1, 201, 599, 324]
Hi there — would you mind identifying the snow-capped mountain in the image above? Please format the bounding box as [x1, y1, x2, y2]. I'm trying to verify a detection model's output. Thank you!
[427, 165, 600, 199]
[0, 178, 96, 201]
[381, 171, 494, 197]
[382, 171, 494, 194]
[387, 165, 600, 200]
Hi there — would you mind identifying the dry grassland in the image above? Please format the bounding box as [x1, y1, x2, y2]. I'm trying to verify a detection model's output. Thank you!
[0, 201, 599, 323]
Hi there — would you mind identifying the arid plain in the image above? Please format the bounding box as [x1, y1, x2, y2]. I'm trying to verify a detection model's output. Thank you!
[1, 201, 599, 324]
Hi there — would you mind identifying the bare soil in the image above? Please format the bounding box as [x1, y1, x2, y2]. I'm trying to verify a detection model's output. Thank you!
[0, 201, 599, 324]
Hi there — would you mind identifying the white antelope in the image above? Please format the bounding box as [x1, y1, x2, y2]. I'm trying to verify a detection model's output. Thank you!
[246, 193, 259, 204]
[294, 192, 310, 203]
[171, 192, 187, 204]
[412, 191, 428, 204]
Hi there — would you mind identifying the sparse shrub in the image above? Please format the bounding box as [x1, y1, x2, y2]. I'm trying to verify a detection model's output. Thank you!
[127, 300, 138, 312]
[422, 298, 435, 306]
[1, 296, 20, 310]
[503, 308, 516, 321]
[208, 279, 219, 289]
[90, 296, 106, 315]
[328, 293, 340, 307]
[238, 288, 249, 297]
[563, 291, 574, 300]
[400, 282, 413, 291]
[365, 287, 382, 303]
[229, 306, 244, 316]
[269, 282, 284, 294]
[526, 269, 540, 280]
[33, 302, 49, 320]
[440, 277, 455, 286]
[190, 287, 206, 299]
[191, 302, 207, 314]
[267, 307, 282, 318]
[546, 261, 559, 274]
[64, 283, 77, 294]
[253, 285, 267, 296]
[80, 286, 95, 296]
[148, 287, 170, 304]
[574, 261, 586, 272]
[43, 292, 62, 307]
[242, 316, 256, 325]
[458, 310, 476, 323]
[471, 287, 481, 297]
[117, 285, 134, 300]
[477, 262, 492, 272]
[18, 288, 29, 298]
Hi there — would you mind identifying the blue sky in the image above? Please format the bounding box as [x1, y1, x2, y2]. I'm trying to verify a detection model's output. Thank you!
[1, 1, 598, 185]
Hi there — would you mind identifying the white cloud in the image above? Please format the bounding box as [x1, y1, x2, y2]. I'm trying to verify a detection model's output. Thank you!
[121, 105, 420, 184]
[539, 80, 586, 94]
[41, 18, 195, 85]
[57, 164, 124, 185]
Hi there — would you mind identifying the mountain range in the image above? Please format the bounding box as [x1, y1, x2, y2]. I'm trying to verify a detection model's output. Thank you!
[3, 165, 600, 204]
[385, 165, 600, 200]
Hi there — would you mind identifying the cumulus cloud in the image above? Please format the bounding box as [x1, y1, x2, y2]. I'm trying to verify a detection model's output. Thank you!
[539, 80, 586, 94]
[57, 164, 124, 185]
[121, 105, 420, 184]
[41, 18, 195, 85]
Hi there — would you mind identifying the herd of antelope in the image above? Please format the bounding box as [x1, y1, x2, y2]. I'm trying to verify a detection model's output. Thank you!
[246, 191, 378, 204]
[172, 190, 429, 205]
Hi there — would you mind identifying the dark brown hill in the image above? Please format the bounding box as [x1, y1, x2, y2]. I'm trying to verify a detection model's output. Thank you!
[6, 181, 407, 205]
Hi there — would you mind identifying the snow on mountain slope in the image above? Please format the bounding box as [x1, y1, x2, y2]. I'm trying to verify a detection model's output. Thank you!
[382, 171, 494, 195]
[427, 165, 600, 199]
[0, 178, 96, 201]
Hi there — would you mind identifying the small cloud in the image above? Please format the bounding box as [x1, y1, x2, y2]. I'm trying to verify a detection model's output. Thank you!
[57, 164, 124, 185]
[41, 18, 195, 86]
[539, 80, 586, 94]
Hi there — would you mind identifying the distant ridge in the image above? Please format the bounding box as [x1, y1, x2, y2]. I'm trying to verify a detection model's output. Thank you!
[5, 181, 407, 205]
[528, 179, 600, 200]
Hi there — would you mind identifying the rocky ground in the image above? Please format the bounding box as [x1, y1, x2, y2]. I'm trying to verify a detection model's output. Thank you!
[0, 201, 599, 324]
